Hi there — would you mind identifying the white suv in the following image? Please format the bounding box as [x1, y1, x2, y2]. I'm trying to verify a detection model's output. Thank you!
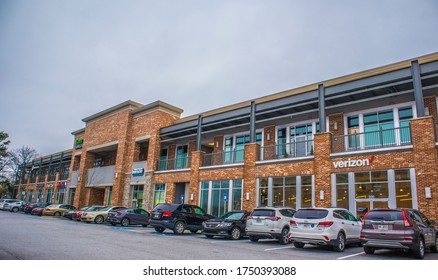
[246, 207, 296, 245]
[288, 208, 362, 252]
[0, 199, 24, 212]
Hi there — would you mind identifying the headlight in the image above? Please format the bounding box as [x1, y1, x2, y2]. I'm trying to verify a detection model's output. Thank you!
[220, 222, 232, 227]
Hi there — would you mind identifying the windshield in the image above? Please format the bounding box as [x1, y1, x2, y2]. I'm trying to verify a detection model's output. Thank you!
[88, 206, 104, 211]
[221, 212, 245, 220]
[294, 209, 329, 219]
[101, 206, 111, 211]
[80, 206, 89, 210]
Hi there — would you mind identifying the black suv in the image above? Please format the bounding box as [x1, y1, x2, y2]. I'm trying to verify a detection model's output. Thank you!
[150, 203, 214, 234]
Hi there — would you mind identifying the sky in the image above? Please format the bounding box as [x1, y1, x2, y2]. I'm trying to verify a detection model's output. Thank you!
[0, 0, 437, 156]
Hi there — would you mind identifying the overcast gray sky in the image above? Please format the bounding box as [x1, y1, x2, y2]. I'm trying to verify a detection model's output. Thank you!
[1, 0, 437, 156]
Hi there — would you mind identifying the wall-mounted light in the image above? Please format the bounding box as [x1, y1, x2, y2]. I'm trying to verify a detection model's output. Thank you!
[425, 107, 430, 116]
[267, 133, 271, 141]
[78, 176, 81, 182]
[425, 187, 432, 199]
[320, 190, 324, 200]
[115, 172, 118, 178]
[333, 122, 338, 131]
[190, 193, 194, 201]
[246, 192, 250, 201]
[216, 141, 219, 148]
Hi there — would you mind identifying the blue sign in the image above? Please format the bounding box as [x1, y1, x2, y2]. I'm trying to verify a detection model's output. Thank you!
[223, 193, 228, 201]
[132, 168, 145, 177]
[180, 194, 185, 203]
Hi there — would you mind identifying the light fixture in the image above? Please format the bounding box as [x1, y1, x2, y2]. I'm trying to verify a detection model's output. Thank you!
[425, 107, 430, 115]
[267, 133, 271, 141]
[425, 187, 432, 199]
[190, 193, 194, 200]
[216, 141, 219, 148]
[246, 192, 250, 200]
[319, 190, 324, 200]
[333, 122, 338, 131]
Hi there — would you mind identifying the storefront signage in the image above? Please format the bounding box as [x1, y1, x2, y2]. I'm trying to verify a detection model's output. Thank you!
[36, 183, 44, 188]
[132, 168, 145, 177]
[75, 139, 84, 149]
[333, 156, 375, 169]
[57, 182, 66, 189]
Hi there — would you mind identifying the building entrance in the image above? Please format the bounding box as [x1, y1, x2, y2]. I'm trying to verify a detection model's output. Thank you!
[355, 198, 389, 219]
[174, 182, 188, 204]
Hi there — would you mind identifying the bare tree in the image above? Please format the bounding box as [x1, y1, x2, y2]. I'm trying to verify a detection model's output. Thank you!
[0, 131, 11, 179]
[7, 146, 40, 181]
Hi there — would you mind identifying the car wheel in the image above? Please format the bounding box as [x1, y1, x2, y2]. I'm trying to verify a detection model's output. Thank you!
[95, 215, 104, 224]
[413, 237, 425, 259]
[430, 235, 438, 253]
[154, 227, 165, 233]
[249, 236, 259, 243]
[121, 218, 130, 227]
[293, 241, 305, 248]
[54, 212, 61, 217]
[230, 227, 241, 240]
[278, 227, 290, 245]
[12, 207, 19, 213]
[205, 235, 214, 239]
[333, 232, 346, 252]
[364, 246, 375, 255]
[173, 221, 186, 234]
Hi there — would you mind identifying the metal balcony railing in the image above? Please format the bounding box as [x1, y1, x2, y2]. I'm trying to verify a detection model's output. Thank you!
[332, 126, 411, 153]
[202, 149, 245, 167]
[156, 157, 191, 171]
[258, 139, 314, 161]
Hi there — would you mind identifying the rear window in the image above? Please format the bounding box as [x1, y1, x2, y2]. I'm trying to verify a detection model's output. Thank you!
[294, 209, 329, 219]
[365, 211, 403, 221]
[251, 209, 275, 217]
[153, 204, 179, 212]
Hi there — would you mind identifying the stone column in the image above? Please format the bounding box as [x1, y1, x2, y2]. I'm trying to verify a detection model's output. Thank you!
[243, 143, 259, 211]
[411, 116, 438, 220]
[313, 132, 332, 208]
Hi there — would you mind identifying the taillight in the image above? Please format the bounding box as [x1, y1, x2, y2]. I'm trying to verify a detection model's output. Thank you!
[317, 221, 334, 228]
[290, 220, 296, 226]
[362, 211, 370, 225]
[402, 210, 413, 227]
[162, 211, 171, 217]
[266, 216, 281, 221]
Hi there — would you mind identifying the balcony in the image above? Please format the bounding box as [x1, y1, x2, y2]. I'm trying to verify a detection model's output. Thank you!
[86, 165, 115, 186]
[29, 177, 37, 184]
[59, 172, 69, 181]
[202, 149, 245, 167]
[258, 139, 314, 161]
[48, 174, 57, 182]
[332, 126, 411, 153]
[156, 157, 190, 171]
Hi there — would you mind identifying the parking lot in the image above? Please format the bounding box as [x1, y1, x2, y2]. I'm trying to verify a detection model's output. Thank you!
[1, 210, 437, 260]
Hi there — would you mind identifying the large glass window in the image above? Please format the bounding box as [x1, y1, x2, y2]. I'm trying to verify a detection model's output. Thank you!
[232, 180, 242, 210]
[45, 188, 53, 203]
[175, 145, 188, 169]
[131, 185, 144, 208]
[211, 180, 229, 217]
[355, 171, 389, 199]
[56, 188, 65, 203]
[276, 122, 318, 158]
[258, 178, 269, 207]
[153, 184, 166, 207]
[272, 177, 297, 208]
[106, 187, 112, 206]
[200, 179, 243, 215]
[27, 190, 34, 202]
[224, 133, 262, 163]
[395, 169, 412, 208]
[200, 182, 209, 211]
[336, 173, 349, 209]
[301, 176, 313, 208]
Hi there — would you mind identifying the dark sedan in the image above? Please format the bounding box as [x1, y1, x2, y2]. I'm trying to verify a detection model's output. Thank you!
[24, 202, 51, 214]
[107, 208, 151, 227]
[202, 210, 250, 240]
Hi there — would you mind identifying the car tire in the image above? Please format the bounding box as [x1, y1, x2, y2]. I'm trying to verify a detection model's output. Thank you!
[412, 237, 425, 259]
[333, 232, 346, 252]
[173, 221, 186, 234]
[205, 235, 214, 239]
[430, 235, 438, 253]
[154, 227, 165, 233]
[142, 224, 148, 227]
[95, 215, 104, 224]
[121, 218, 130, 227]
[190, 229, 198, 234]
[293, 242, 305, 248]
[54, 212, 61, 217]
[364, 246, 375, 255]
[12, 207, 19, 213]
[230, 227, 241, 240]
[249, 236, 259, 242]
[278, 227, 290, 245]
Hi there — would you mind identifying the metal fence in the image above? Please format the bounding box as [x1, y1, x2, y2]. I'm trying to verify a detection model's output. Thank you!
[332, 126, 411, 153]
[202, 149, 245, 167]
[258, 139, 314, 161]
[156, 157, 191, 171]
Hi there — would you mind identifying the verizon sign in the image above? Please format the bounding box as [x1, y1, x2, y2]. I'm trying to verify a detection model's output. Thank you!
[333, 156, 375, 169]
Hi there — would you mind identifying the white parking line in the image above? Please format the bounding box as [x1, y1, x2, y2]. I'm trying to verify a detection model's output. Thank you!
[337, 252, 365, 260]
[264, 246, 295, 251]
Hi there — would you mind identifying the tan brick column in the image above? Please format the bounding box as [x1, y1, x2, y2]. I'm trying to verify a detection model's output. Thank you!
[189, 151, 203, 205]
[165, 183, 175, 203]
[411, 116, 438, 220]
[243, 143, 259, 211]
[313, 132, 332, 208]
[74, 151, 95, 208]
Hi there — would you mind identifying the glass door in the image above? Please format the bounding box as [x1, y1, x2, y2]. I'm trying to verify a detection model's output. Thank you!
[175, 145, 188, 169]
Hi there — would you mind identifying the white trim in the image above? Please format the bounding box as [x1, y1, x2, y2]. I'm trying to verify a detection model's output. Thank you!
[330, 145, 413, 157]
[410, 168, 418, 209]
[331, 173, 336, 207]
[154, 168, 190, 174]
[388, 169, 396, 208]
[343, 101, 415, 118]
[256, 155, 314, 165]
[223, 129, 264, 150]
[199, 163, 244, 170]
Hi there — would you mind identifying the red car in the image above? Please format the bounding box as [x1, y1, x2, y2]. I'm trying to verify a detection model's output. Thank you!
[73, 205, 97, 221]
[31, 206, 46, 216]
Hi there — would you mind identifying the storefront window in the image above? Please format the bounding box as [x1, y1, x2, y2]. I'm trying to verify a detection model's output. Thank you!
[45, 188, 53, 203]
[232, 180, 242, 210]
[200, 182, 209, 211]
[153, 184, 166, 207]
[28, 190, 34, 202]
[301, 176, 313, 208]
[395, 169, 412, 208]
[131, 185, 144, 208]
[258, 178, 269, 207]
[355, 171, 388, 199]
[336, 173, 349, 209]
[68, 188, 76, 205]
[200, 179, 243, 215]
[56, 188, 65, 203]
[107, 187, 112, 206]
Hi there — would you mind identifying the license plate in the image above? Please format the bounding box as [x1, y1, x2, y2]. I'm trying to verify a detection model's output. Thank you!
[253, 218, 263, 225]
[303, 224, 311, 228]
[378, 225, 389, 230]
[153, 214, 160, 218]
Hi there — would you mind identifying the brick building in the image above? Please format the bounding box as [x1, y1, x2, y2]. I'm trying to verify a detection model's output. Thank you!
[15, 52, 438, 221]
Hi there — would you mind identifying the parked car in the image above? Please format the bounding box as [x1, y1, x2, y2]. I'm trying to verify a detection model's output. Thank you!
[24, 202, 51, 214]
[288, 208, 362, 252]
[150, 203, 215, 234]
[202, 210, 249, 240]
[64, 208, 77, 220]
[245, 207, 296, 245]
[81, 205, 126, 224]
[107, 208, 151, 227]
[43, 204, 76, 217]
[31, 206, 47, 216]
[361, 208, 438, 259]
[72, 205, 96, 221]
[0, 199, 25, 212]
